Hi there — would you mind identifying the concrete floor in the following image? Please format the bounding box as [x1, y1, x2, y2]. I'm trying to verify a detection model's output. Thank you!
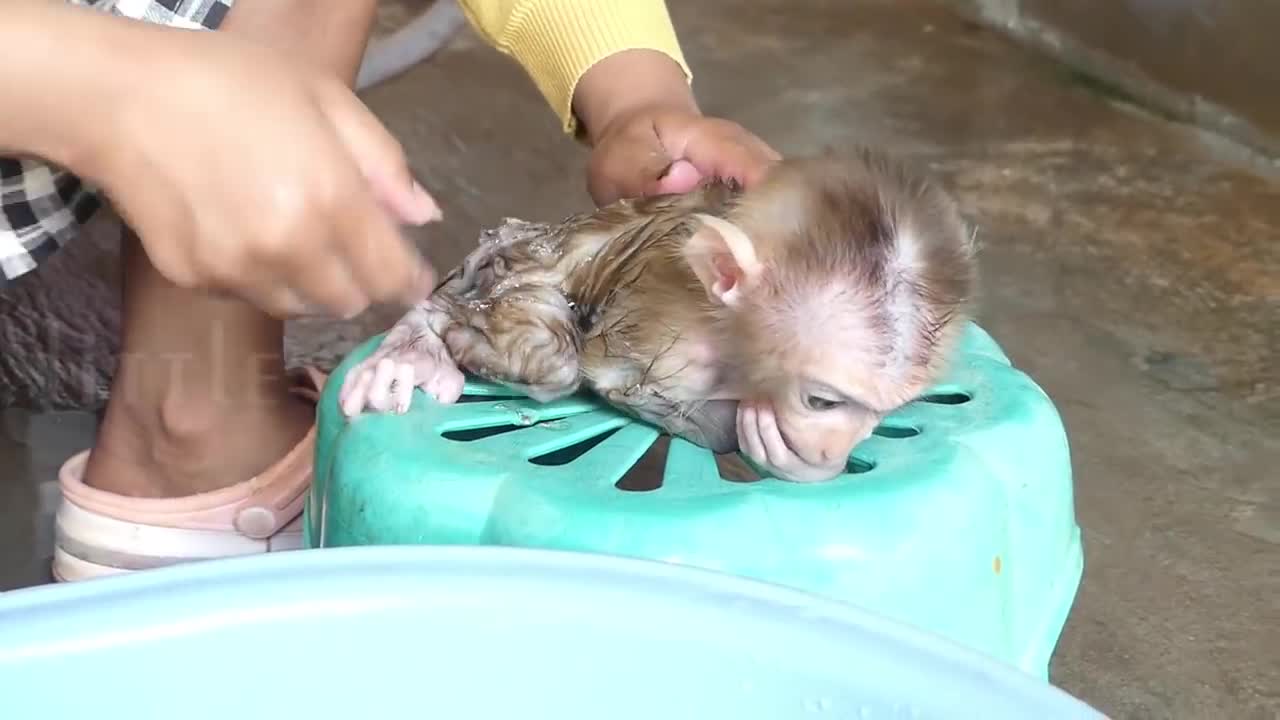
[1, 0, 1276, 717]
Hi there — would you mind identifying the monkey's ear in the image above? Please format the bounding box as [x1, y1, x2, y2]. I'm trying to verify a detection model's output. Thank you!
[684, 214, 763, 307]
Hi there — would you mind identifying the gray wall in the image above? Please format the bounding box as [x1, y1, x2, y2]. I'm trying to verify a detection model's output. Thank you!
[944, 0, 1280, 159]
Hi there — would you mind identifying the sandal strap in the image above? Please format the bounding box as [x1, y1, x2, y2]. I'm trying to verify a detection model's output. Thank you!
[52, 368, 327, 582]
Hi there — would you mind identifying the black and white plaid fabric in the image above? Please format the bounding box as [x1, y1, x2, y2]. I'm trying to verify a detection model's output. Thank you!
[0, 0, 234, 286]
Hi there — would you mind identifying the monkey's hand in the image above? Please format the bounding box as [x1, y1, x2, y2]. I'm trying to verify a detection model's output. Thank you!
[339, 304, 466, 416]
[736, 401, 845, 483]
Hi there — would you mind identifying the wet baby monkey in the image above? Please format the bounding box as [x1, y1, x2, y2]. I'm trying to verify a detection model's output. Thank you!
[340, 149, 978, 483]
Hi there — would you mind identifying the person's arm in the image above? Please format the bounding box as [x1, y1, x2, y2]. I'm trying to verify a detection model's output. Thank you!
[0, 1, 139, 170]
[571, 48, 699, 146]
[455, 0, 692, 137]
[453, 1, 775, 206]
[0, 0, 385, 165]
[2, 0, 434, 318]
[218, 0, 380, 83]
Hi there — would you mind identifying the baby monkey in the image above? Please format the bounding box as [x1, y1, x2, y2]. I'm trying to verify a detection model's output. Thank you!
[340, 149, 977, 483]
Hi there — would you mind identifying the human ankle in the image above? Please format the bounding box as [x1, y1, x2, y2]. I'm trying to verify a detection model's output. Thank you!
[84, 365, 315, 499]
[83, 226, 317, 499]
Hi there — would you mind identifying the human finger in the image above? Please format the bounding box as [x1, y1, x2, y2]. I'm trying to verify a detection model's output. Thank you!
[318, 83, 442, 226]
[686, 133, 778, 188]
[331, 184, 435, 306]
[340, 367, 376, 417]
[651, 159, 704, 196]
[226, 268, 312, 319]
[280, 242, 372, 319]
[660, 117, 781, 188]
[587, 125, 679, 205]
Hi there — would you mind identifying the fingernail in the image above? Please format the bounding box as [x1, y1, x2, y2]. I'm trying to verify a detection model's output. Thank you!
[410, 181, 442, 224]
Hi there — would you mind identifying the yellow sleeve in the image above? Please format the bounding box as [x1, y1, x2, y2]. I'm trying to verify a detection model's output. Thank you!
[455, 0, 692, 135]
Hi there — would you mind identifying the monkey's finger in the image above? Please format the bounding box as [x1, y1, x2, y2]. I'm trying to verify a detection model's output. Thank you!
[756, 405, 796, 471]
[422, 361, 466, 404]
[340, 367, 376, 417]
[338, 365, 362, 407]
[366, 357, 400, 412]
[737, 404, 767, 467]
[393, 363, 416, 413]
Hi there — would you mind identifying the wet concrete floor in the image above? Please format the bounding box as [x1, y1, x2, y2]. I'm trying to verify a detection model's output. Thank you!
[1, 0, 1276, 717]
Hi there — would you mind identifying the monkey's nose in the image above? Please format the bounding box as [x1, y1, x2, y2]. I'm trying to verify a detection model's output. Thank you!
[817, 437, 862, 468]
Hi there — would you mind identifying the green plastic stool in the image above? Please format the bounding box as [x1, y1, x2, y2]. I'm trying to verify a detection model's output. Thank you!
[307, 322, 1083, 679]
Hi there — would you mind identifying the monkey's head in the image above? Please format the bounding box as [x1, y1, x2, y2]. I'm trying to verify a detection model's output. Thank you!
[681, 151, 977, 482]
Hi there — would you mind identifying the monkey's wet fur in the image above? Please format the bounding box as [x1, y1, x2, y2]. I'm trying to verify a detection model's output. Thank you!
[341, 148, 978, 483]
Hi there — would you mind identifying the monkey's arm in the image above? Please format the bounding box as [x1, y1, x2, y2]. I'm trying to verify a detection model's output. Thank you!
[603, 387, 741, 455]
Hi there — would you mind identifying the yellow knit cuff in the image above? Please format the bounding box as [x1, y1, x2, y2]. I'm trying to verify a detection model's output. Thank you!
[485, 0, 692, 135]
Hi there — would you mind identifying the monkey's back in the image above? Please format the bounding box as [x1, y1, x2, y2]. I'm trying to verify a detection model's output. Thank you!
[561, 182, 741, 388]
[537, 181, 745, 450]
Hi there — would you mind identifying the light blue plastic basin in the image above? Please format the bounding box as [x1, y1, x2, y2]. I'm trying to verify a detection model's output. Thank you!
[0, 546, 1102, 719]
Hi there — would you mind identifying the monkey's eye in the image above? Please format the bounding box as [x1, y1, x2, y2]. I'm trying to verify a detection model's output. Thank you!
[805, 395, 842, 411]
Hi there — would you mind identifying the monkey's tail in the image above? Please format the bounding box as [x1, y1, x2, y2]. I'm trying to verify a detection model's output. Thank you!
[356, 0, 468, 92]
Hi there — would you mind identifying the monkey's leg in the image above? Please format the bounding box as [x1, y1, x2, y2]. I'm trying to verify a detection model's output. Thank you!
[442, 285, 583, 404]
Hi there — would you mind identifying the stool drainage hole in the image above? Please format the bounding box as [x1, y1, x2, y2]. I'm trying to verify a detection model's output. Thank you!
[919, 390, 973, 405]
[436, 387, 973, 491]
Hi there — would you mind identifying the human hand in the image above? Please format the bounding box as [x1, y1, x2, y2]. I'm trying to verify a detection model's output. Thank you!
[585, 106, 781, 206]
[81, 25, 440, 319]
[572, 49, 779, 206]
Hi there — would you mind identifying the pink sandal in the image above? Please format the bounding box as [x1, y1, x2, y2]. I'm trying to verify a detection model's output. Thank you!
[51, 368, 327, 583]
